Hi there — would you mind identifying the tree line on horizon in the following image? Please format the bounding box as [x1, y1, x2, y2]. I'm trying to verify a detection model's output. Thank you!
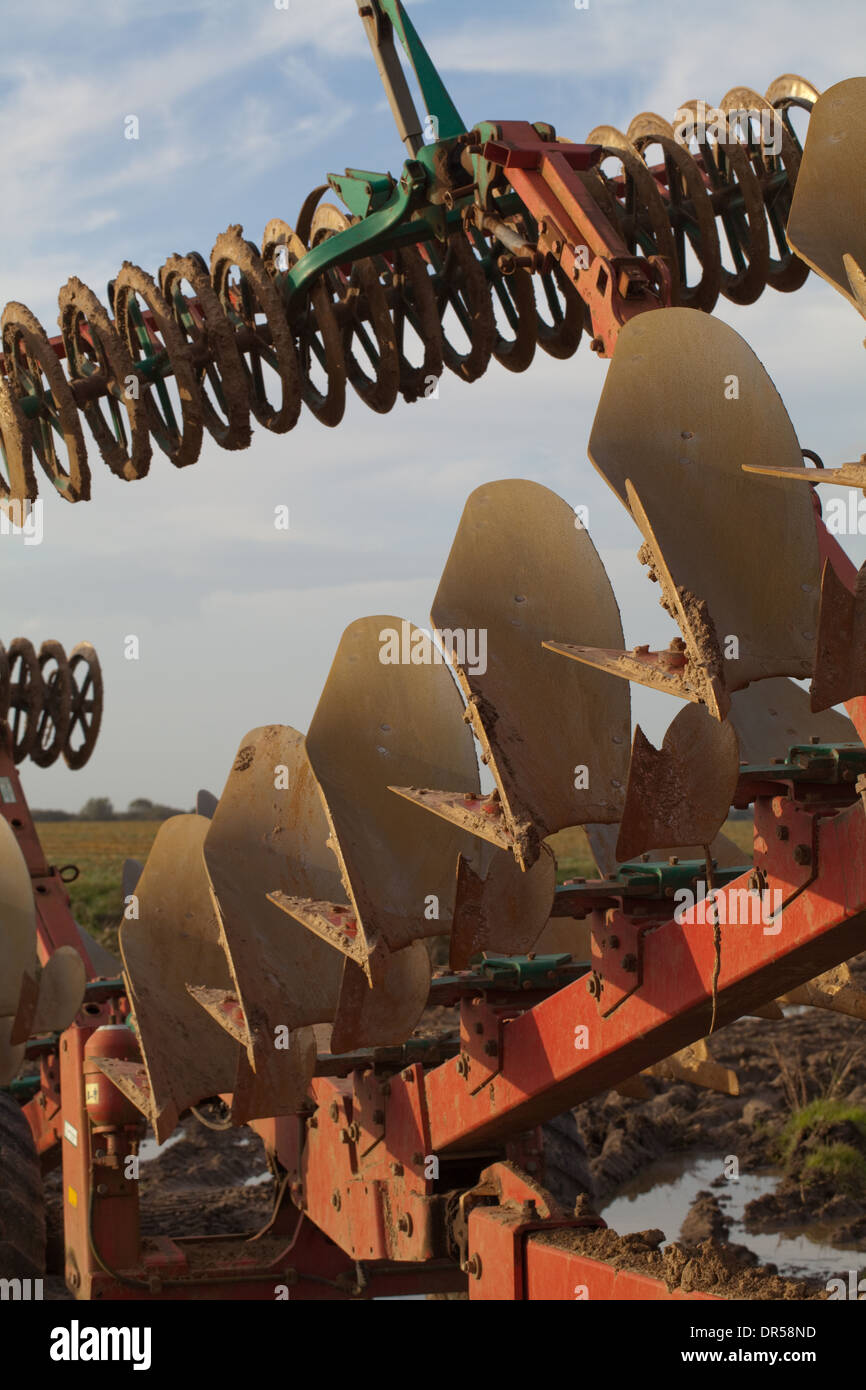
[32, 797, 188, 823]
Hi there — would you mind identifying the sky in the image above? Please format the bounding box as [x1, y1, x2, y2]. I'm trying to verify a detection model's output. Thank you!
[1, 0, 864, 812]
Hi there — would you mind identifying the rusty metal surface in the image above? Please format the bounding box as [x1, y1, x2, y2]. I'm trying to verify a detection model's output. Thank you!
[532, 913, 591, 960]
[811, 557, 866, 710]
[644, 1039, 738, 1095]
[743, 458, 866, 488]
[587, 310, 820, 702]
[0, 1017, 25, 1086]
[431, 481, 629, 867]
[119, 814, 239, 1142]
[387, 787, 513, 854]
[729, 676, 856, 764]
[0, 814, 36, 1016]
[329, 943, 430, 1053]
[305, 616, 479, 955]
[203, 727, 345, 1115]
[31, 944, 86, 1033]
[780, 962, 866, 1018]
[787, 79, 866, 314]
[616, 704, 740, 861]
[450, 842, 556, 968]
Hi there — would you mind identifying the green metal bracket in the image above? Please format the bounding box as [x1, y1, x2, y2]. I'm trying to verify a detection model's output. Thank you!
[0, 1074, 41, 1101]
[740, 742, 866, 787]
[281, 159, 436, 306]
[327, 169, 398, 219]
[553, 858, 749, 915]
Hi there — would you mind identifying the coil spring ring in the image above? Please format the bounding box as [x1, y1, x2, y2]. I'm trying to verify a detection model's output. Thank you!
[0, 76, 817, 506]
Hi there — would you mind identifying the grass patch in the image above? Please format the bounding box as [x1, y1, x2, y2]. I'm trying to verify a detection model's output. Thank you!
[780, 1099, 866, 1156]
[802, 1144, 866, 1197]
[37, 820, 161, 952]
[777, 1100, 866, 1195]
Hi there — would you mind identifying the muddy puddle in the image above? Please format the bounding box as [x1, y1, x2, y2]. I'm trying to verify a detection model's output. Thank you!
[601, 1153, 859, 1283]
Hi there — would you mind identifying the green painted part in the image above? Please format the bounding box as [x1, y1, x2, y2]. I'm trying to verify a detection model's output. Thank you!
[554, 859, 749, 908]
[742, 743, 866, 784]
[480, 953, 585, 986]
[282, 165, 428, 304]
[381, 0, 465, 141]
[1, 1074, 40, 1100]
[328, 169, 398, 219]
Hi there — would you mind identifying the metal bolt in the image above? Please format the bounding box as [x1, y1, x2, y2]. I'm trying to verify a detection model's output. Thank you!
[483, 1039, 499, 1057]
[397, 1213, 414, 1236]
[331, 1191, 342, 1210]
[390, 1162, 404, 1177]
[793, 843, 811, 865]
[464, 1254, 483, 1279]
[586, 972, 601, 998]
[339, 1127, 351, 1144]
[608, 934, 619, 950]
[456, 1053, 470, 1078]
[96, 1183, 108, 1196]
[329, 1101, 339, 1123]
[622, 953, 638, 973]
[401, 1068, 414, 1083]
[776, 825, 789, 840]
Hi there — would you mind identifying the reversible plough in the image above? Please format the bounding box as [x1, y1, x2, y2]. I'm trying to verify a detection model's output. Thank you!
[2, 0, 866, 1301]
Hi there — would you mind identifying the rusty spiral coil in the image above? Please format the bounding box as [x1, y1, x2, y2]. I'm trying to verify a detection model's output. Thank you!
[0, 638, 102, 767]
[0, 75, 818, 506]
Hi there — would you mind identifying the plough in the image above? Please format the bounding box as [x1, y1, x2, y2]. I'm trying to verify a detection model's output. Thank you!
[1, 1, 866, 1302]
[0, 3, 824, 507]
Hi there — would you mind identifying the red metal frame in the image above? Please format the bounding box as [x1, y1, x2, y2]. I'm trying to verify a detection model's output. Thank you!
[8, 666, 866, 1297]
[485, 121, 672, 356]
[6, 324, 865, 1306]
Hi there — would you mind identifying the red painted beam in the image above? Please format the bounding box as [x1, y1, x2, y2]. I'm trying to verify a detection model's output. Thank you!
[0, 731, 96, 972]
[425, 796, 866, 1151]
[523, 1241, 719, 1301]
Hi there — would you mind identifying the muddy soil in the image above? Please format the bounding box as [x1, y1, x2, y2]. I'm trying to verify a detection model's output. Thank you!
[543, 952, 866, 1273]
[542, 1202, 821, 1300]
[40, 956, 866, 1299]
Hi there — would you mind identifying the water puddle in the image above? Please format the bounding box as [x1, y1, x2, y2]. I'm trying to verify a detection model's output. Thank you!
[601, 1153, 860, 1282]
[243, 1171, 273, 1188]
[138, 1130, 184, 1163]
